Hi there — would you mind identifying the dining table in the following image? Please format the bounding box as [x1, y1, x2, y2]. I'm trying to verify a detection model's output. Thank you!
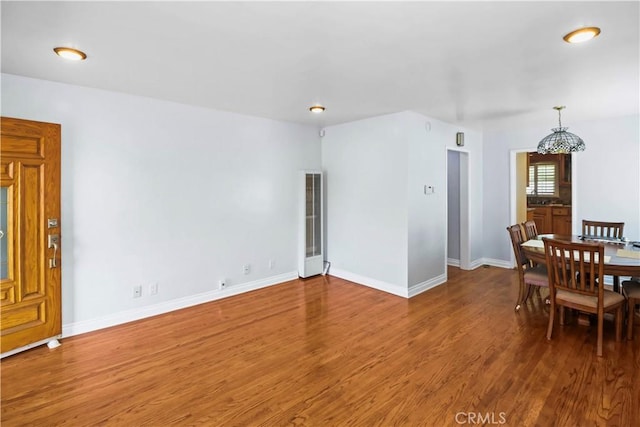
[522, 234, 640, 293]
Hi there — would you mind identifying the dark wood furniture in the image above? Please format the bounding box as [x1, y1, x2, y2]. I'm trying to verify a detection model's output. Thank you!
[581, 220, 626, 287]
[522, 235, 640, 293]
[542, 237, 625, 357]
[622, 280, 640, 340]
[582, 220, 625, 239]
[507, 224, 548, 311]
[522, 220, 538, 240]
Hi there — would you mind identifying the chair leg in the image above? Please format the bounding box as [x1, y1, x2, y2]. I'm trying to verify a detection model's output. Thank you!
[523, 283, 532, 304]
[628, 298, 636, 341]
[547, 301, 555, 340]
[615, 305, 622, 342]
[559, 305, 565, 325]
[515, 280, 526, 311]
[596, 310, 604, 357]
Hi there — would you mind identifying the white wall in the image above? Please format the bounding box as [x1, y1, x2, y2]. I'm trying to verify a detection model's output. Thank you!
[483, 114, 640, 263]
[407, 113, 448, 287]
[321, 113, 409, 295]
[322, 111, 484, 297]
[1, 73, 321, 334]
[3, 69, 524, 340]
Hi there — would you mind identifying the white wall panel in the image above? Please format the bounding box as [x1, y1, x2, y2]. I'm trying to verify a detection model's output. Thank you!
[1, 73, 321, 328]
[322, 113, 409, 288]
[322, 111, 484, 293]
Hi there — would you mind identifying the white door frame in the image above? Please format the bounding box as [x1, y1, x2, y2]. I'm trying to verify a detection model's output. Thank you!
[508, 149, 533, 267]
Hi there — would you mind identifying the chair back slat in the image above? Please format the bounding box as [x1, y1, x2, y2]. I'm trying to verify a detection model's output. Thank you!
[522, 220, 538, 240]
[507, 224, 528, 267]
[582, 220, 624, 239]
[543, 237, 604, 300]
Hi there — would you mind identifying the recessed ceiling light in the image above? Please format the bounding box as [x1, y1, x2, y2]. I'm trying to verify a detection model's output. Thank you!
[53, 47, 87, 61]
[563, 27, 601, 44]
[309, 105, 325, 113]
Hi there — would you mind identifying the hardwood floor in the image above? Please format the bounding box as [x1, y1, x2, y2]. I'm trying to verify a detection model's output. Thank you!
[2, 266, 638, 426]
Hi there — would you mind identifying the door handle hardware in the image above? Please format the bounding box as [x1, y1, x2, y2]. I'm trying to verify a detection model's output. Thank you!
[48, 234, 59, 269]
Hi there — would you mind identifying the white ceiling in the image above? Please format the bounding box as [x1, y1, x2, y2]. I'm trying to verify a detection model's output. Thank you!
[2, 1, 638, 130]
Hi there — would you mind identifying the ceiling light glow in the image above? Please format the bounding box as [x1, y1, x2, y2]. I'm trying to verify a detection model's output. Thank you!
[309, 105, 325, 113]
[53, 47, 87, 61]
[563, 27, 601, 44]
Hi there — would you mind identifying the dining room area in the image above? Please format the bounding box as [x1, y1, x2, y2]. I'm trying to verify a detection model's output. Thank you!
[507, 218, 640, 358]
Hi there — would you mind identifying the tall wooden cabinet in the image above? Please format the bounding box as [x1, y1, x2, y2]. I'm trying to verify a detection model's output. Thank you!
[298, 171, 323, 278]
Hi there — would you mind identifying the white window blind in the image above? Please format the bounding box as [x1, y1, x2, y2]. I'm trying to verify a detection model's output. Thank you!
[526, 163, 557, 196]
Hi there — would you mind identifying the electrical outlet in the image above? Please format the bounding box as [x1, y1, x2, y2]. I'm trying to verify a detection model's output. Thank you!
[268, 259, 274, 270]
[243, 264, 250, 275]
[133, 285, 142, 298]
[149, 283, 158, 295]
[218, 279, 226, 290]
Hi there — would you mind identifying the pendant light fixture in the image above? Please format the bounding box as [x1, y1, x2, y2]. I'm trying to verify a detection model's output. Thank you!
[536, 106, 585, 154]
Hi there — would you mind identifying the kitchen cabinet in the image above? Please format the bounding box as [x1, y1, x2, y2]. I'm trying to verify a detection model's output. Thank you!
[532, 207, 552, 234]
[527, 209, 534, 222]
[551, 207, 571, 235]
[530, 206, 571, 235]
[559, 154, 571, 186]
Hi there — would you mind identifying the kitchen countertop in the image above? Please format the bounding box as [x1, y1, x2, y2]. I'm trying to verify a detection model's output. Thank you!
[528, 204, 572, 208]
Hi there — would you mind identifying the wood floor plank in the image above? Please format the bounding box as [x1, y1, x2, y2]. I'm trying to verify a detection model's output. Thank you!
[1, 266, 638, 426]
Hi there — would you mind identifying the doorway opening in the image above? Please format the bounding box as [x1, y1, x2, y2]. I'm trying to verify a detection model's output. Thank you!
[509, 149, 576, 264]
[447, 149, 470, 270]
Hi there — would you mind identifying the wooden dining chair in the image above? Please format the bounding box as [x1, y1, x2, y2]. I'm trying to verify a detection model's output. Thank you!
[543, 237, 625, 357]
[582, 220, 625, 239]
[507, 224, 548, 311]
[522, 220, 538, 240]
[581, 220, 626, 290]
[622, 279, 640, 340]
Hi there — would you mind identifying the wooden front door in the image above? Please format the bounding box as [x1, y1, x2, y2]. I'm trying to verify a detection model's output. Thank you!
[1, 117, 62, 355]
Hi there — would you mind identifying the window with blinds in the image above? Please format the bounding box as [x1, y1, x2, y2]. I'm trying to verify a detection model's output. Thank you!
[526, 163, 558, 196]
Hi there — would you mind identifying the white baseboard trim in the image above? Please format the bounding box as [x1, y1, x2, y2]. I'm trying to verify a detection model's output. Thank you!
[448, 258, 490, 270]
[480, 258, 514, 269]
[62, 271, 298, 338]
[329, 268, 448, 299]
[329, 268, 408, 298]
[408, 273, 447, 298]
[469, 258, 487, 270]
